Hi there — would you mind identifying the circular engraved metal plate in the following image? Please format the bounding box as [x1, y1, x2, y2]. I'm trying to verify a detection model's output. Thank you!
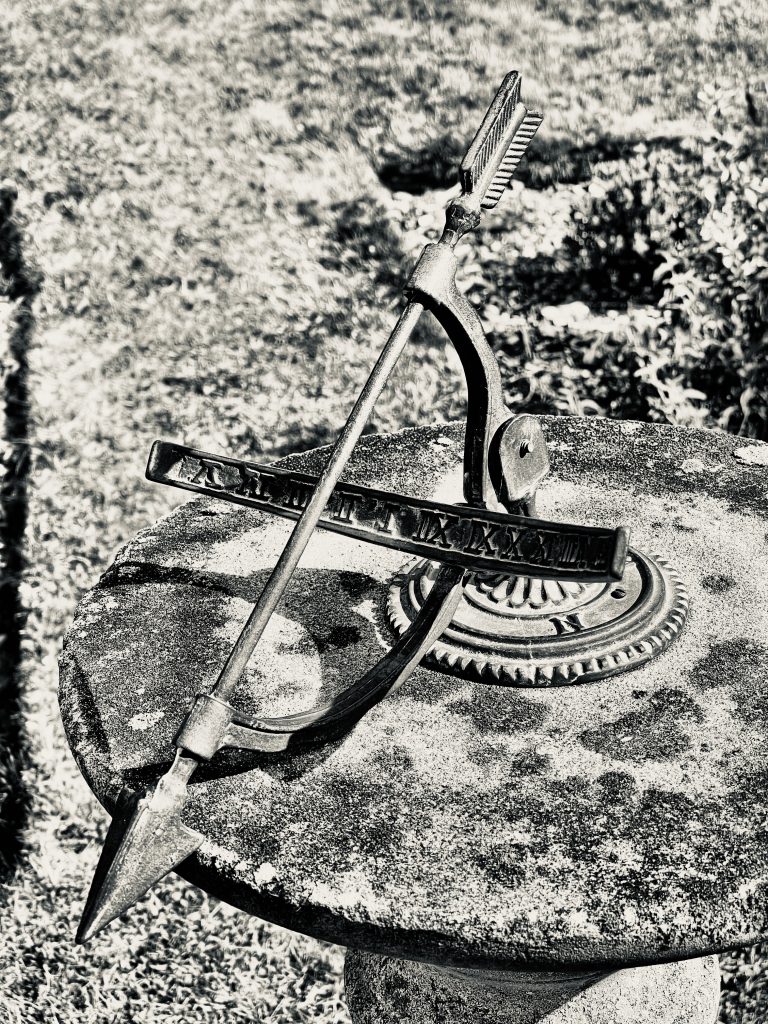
[387, 549, 689, 686]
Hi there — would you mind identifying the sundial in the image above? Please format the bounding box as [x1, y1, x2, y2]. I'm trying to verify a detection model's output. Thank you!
[59, 71, 768, 1023]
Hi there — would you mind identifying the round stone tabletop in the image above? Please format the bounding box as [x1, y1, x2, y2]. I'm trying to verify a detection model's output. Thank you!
[59, 416, 768, 970]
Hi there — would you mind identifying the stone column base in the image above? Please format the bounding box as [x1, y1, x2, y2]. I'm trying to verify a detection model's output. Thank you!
[344, 950, 720, 1024]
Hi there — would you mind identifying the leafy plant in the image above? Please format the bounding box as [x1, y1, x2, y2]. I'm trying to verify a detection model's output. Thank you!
[546, 82, 768, 436]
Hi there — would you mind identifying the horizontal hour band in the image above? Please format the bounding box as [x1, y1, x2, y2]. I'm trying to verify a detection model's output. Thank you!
[147, 440, 628, 583]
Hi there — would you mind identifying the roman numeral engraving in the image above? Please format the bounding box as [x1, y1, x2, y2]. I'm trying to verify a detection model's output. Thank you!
[284, 481, 313, 510]
[190, 458, 226, 489]
[149, 442, 626, 584]
[330, 492, 361, 523]
[373, 502, 398, 534]
[413, 511, 457, 549]
[466, 520, 501, 555]
[236, 465, 267, 499]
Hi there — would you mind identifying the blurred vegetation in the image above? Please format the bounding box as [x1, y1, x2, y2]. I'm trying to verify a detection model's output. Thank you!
[458, 83, 768, 437]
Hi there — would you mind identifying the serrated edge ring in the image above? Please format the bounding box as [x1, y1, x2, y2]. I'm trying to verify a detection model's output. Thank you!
[386, 551, 689, 687]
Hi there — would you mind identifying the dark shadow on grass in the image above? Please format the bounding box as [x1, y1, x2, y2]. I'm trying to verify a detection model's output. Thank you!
[511, 247, 662, 313]
[376, 131, 693, 194]
[377, 133, 461, 194]
[0, 182, 41, 876]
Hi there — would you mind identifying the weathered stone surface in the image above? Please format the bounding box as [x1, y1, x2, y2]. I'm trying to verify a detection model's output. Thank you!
[344, 950, 721, 1023]
[59, 417, 768, 968]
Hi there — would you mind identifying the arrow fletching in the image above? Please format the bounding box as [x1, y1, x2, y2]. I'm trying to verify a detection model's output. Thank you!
[459, 71, 542, 213]
[478, 110, 542, 211]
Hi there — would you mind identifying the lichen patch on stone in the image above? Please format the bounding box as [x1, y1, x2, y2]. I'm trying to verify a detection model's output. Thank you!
[734, 445, 768, 467]
[127, 710, 165, 731]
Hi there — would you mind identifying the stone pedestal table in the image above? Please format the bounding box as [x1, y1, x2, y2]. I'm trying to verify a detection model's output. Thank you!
[59, 417, 768, 1022]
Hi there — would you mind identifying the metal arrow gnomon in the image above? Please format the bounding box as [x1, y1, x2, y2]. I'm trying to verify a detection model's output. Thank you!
[77, 72, 630, 943]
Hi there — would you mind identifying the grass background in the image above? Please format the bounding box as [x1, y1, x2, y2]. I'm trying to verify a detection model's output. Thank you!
[0, 0, 766, 1020]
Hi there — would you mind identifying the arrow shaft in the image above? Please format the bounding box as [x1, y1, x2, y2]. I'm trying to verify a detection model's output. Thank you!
[211, 299, 425, 702]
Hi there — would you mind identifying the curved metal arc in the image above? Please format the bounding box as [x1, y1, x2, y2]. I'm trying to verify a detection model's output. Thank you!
[222, 563, 466, 753]
[176, 242, 537, 758]
[404, 242, 507, 511]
